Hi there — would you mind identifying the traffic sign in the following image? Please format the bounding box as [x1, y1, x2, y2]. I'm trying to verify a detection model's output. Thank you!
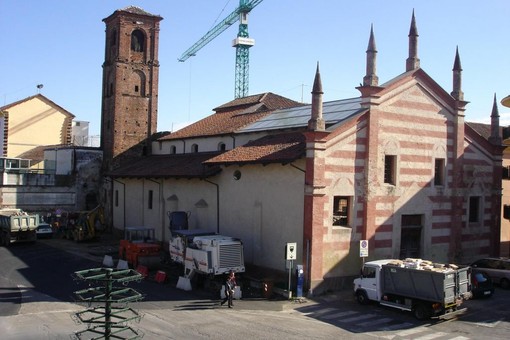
[360, 240, 368, 257]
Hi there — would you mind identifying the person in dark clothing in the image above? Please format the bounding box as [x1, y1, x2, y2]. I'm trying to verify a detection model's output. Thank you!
[220, 271, 236, 308]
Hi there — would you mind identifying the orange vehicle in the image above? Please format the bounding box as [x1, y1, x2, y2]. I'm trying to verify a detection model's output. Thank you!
[119, 226, 161, 268]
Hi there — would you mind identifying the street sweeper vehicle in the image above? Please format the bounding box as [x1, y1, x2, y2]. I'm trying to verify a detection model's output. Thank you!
[169, 229, 245, 291]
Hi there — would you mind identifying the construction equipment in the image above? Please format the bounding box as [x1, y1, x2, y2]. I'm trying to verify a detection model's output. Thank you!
[0, 208, 39, 246]
[170, 230, 245, 291]
[119, 226, 162, 269]
[178, 0, 264, 98]
[60, 206, 105, 242]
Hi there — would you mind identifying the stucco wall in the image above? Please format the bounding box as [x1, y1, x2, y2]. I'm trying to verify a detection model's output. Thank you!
[6, 97, 69, 158]
[112, 159, 306, 272]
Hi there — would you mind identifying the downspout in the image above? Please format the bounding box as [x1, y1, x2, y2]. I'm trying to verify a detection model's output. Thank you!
[147, 178, 164, 241]
[113, 179, 126, 234]
[204, 178, 220, 234]
[229, 135, 236, 149]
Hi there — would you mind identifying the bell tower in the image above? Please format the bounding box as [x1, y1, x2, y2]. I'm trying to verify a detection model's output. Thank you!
[101, 6, 163, 171]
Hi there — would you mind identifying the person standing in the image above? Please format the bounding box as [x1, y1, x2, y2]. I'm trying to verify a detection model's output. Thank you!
[221, 271, 236, 308]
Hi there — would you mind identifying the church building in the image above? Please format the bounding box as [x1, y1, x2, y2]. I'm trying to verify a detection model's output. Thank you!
[103, 7, 503, 294]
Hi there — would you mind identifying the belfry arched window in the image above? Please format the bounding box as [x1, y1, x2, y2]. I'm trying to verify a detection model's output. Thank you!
[131, 30, 144, 52]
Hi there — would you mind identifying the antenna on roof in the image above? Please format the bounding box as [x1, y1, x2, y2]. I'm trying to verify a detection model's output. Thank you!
[36, 84, 43, 94]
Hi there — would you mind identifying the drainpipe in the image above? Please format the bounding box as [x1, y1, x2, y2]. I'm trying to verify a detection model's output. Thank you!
[204, 179, 220, 234]
[229, 135, 236, 149]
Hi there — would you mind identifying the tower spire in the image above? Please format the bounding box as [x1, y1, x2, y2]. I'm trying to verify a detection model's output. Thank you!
[308, 62, 325, 131]
[363, 24, 379, 87]
[406, 10, 420, 71]
[451, 46, 464, 101]
[489, 93, 502, 145]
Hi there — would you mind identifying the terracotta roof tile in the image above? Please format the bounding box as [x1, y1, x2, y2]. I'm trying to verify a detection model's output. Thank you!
[107, 152, 222, 179]
[160, 92, 303, 141]
[205, 132, 306, 165]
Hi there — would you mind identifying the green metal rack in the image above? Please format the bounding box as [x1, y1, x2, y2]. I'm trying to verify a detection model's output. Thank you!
[72, 268, 144, 340]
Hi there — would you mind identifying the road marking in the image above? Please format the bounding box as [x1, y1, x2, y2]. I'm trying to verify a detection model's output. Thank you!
[413, 331, 448, 340]
[303, 307, 337, 316]
[357, 317, 393, 326]
[320, 310, 358, 320]
[337, 313, 378, 323]
[392, 326, 429, 336]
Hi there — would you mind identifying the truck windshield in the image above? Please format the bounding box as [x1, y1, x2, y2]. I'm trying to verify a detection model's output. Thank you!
[362, 266, 376, 278]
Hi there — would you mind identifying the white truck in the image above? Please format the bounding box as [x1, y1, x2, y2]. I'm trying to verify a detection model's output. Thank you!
[169, 229, 245, 291]
[353, 259, 471, 320]
[0, 209, 40, 246]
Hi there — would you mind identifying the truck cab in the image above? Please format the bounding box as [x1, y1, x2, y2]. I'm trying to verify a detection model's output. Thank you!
[353, 259, 390, 304]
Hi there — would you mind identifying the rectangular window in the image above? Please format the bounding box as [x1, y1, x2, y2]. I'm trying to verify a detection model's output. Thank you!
[503, 166, 510, 180]
[384, 155, 396, 185]
[115, 190, 119, 207]
[148, 190, 153, 210]
[469, 196, 480, 223]
[333, 196, 350, 226]
[434, 158, 445, 186]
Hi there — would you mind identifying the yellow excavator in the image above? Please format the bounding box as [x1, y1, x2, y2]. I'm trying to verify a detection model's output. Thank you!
[69, 205, 106, 242]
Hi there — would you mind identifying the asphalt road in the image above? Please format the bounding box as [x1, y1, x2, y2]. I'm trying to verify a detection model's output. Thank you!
[2, 237, 510, 339]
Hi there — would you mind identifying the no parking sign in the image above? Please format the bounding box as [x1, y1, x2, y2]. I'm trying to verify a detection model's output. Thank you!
[360, 240, 368, 257]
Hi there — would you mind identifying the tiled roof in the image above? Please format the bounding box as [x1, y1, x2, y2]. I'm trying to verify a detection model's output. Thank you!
[205, 132, 306, 165]
[107, 152, 222, 179]
[119, 6, 161, 18]
[159, 93, 303, 141]
[466, 122, 491, 140]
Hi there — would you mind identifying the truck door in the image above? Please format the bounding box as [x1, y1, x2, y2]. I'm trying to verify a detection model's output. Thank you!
[362, 266, 378, 300]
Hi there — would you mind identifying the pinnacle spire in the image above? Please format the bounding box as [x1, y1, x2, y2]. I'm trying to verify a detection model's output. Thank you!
[451, 46, 464, 101]
[308, 62, 325, 131]
[406, 10, 420, 71]
[363, 24, 379, 86]
[312, 62, 323, 94]
[489, 93, 501, 145]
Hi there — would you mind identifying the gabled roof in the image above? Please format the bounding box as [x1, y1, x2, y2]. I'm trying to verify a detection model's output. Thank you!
[378, 68, 457, 109]
[159, 93, 303, 141]
[0, 94, 75, 119]
[107, 152, 222, 179]
[205, 132, 306, 165]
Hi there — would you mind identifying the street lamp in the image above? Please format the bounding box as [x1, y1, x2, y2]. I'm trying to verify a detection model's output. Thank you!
[502, 95, 510, 108]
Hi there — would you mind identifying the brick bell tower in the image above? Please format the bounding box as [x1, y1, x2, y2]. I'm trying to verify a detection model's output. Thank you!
[101, 6, 163, 171]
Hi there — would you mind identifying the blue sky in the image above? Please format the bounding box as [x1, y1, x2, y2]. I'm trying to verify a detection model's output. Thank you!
[1, 1, 509, 136]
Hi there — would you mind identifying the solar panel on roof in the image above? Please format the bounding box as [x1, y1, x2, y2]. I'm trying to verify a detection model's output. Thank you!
[239, 97, 364, 132]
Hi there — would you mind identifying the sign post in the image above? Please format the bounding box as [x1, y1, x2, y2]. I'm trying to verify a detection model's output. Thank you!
[286, 242, 297, 298]
[360, 239, 368, 266]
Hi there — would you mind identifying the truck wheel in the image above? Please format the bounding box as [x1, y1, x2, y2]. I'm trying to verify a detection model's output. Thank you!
[413, 303, 431, 320]
[500, 278, 510, 290]
[356, 291, 369, 305]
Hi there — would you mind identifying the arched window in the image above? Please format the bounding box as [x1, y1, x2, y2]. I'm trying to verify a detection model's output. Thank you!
[218, 142, 226, 151]
[170, 145, 177, 154]
[131, 30, 144, 52]
[191, 144, 198, 153]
